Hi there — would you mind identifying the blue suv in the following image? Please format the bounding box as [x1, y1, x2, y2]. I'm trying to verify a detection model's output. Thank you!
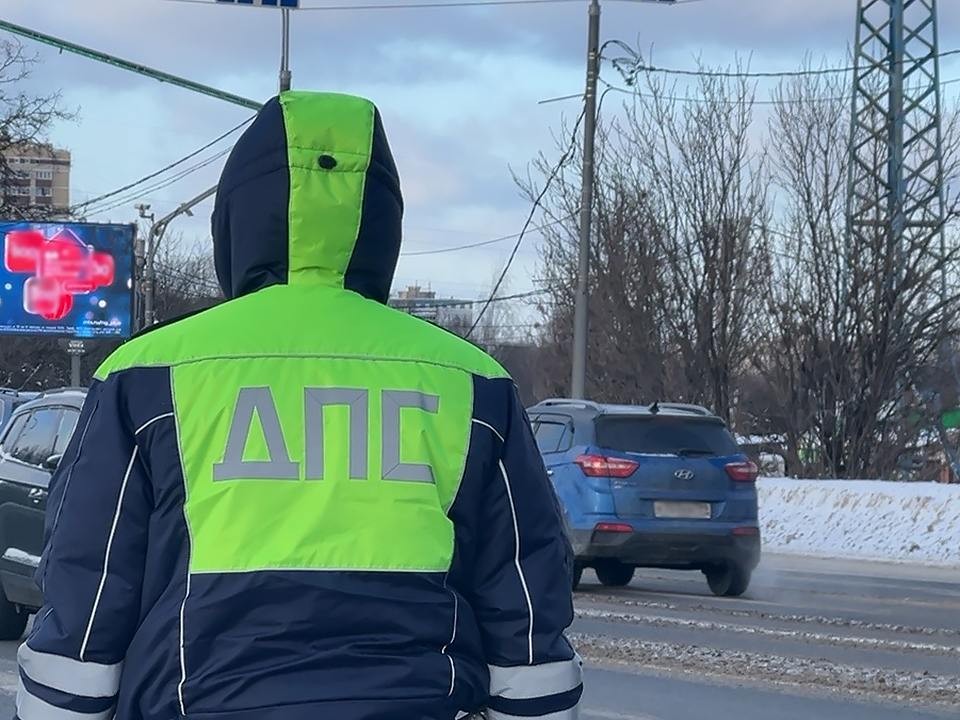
[528, 399, 761, 597]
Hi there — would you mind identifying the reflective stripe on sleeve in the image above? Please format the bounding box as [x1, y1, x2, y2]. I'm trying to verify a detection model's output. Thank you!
[489, 654, 583, 699]
[487, 708, 579, 720]
[16, 677, 114, 720]
[18, 644, 122, 698]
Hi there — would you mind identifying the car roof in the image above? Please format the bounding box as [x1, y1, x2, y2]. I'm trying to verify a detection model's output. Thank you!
[0, 388, 40, 402]
[529, 398, 720, 421]
[14, 388, 87, 414]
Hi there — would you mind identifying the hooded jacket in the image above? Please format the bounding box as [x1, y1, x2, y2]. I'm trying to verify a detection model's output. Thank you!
[16, 92, 581, 720]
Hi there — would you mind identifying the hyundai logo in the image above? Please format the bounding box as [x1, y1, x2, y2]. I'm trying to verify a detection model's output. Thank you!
[674, 469, 695, 481]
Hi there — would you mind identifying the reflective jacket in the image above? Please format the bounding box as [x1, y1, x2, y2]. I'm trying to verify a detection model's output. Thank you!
[17, 92, 581, 720]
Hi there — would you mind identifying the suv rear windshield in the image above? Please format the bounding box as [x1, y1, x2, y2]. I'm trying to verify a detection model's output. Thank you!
[596, 416, 739, 457]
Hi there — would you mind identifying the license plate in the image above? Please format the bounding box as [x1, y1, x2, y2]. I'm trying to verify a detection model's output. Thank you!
[654, 501, 711, 519]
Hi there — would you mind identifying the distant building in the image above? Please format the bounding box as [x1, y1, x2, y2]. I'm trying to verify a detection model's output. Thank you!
[1, 143, 72, 218]
[390, 284, 474, 330]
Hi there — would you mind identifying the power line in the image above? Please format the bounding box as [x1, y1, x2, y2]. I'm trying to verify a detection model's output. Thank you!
[71, 117, 253, 215]
[398, 288, 548, 310]
[85, 147, 233, 218]
[293, 0, 578, 7]
[169, 0, 699, 10]
[400, 216, 573, 257]
[609, 45, 960, 81]
[152, 267, 549, 308]
[466, 108, 587, 338]
[465, 84, 618, 339]
[298, 0, 705, 7]
[154, 264, 222, 293]
[167, 0, 580, 7]
[596, 75, 960, 106]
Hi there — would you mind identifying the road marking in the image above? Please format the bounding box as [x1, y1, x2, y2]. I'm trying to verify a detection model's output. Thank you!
[575, 607, 960, 655]
[585, 710, 663, 720]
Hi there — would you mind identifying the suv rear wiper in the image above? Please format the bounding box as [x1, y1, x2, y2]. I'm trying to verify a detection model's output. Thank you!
[675, 448, 714, 457]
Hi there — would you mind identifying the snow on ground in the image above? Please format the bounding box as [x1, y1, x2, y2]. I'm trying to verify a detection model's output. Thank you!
[758, 478, 960, 567]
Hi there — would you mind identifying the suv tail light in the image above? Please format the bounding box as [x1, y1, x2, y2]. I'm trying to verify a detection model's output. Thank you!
[726, 461, 759, 483]
[575, 454, 639, 478]
[594, 522, 633, 533]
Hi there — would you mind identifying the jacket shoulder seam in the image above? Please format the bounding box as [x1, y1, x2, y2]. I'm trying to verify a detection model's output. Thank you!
[98, 352, 508, 380]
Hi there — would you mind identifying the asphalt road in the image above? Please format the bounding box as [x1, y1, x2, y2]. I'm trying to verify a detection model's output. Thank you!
[0, 554, 956, 719]
[573, 553, 960, 719]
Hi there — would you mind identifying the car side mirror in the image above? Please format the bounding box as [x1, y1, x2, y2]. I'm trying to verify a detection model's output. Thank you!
[42, 454, 63, 471]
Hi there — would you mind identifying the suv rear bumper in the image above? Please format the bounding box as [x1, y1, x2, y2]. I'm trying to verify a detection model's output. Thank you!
[571, 525, 761, 570]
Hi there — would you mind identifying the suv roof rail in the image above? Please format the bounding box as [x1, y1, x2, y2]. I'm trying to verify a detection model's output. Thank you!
[657, 402, 713, 416]
[535, 398, 603, 411]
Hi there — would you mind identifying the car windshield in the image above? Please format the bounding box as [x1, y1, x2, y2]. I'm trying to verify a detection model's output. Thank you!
[596, 416, 740, 457]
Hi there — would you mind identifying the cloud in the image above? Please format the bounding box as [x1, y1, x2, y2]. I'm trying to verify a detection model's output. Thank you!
[3, 0, 959, 301]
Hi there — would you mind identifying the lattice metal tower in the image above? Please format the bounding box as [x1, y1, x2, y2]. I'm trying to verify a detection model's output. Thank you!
[847, 0, 947, 278]
[847, 0, 957, 477]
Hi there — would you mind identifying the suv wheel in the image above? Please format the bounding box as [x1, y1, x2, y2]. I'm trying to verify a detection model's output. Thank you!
[595, 561, 635, 587]
[704, 562, 751, 597]
[0, 591, 28, 641]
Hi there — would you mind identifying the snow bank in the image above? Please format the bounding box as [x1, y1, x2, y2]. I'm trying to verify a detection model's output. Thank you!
[758, 478, 960, 567]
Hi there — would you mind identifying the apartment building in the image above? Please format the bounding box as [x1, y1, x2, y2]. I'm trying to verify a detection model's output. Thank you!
[389, 284, 475, 330]
[1, 143, 71, 218]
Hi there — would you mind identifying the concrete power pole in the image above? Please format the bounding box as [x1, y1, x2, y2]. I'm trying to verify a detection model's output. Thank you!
[570, 0, 601, 400]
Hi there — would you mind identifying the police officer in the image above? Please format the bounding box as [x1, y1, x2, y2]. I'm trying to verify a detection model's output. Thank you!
[17, 92, 581, 720]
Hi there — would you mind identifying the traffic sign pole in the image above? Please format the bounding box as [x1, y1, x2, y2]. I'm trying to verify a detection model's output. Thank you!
[280, 8, 292, 91]
[211, 0, 299, 92]
[62, 340, 87, 388]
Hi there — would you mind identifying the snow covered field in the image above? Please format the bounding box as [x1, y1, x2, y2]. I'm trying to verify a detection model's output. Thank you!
[758, 478, 960, 567]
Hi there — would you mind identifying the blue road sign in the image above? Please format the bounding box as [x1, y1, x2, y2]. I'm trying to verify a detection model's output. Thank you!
[216, 0, 300, 7]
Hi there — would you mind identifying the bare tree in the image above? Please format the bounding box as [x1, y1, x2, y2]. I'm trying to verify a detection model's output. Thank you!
[0, 41, 82, 389]
[524, 65, 770, 421]
[764, 67, 960, 477]
[152, 234, 223, 324]
[624, 66, 771, 422]
[521, 116, 676, 405]
[0, 38, 73, 220]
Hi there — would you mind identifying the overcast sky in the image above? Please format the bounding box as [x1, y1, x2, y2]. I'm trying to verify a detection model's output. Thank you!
[4, 0, 960, 316]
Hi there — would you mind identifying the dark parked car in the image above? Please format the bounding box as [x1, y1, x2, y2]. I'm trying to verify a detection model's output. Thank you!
[528, 399, 761, 597]
[0, 389, 39, 435]
[0, 388, 85, 639]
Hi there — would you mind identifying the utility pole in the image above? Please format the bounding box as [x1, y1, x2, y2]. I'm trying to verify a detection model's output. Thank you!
[136, 204, 155, 331]
[570, 0, 601, 400]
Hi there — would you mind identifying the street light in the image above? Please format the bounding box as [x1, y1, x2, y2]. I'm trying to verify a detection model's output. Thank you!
[142, 186, 218, 327]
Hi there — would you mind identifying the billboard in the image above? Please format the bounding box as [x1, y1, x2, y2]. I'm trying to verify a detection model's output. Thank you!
[0, 222, 135, 339]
